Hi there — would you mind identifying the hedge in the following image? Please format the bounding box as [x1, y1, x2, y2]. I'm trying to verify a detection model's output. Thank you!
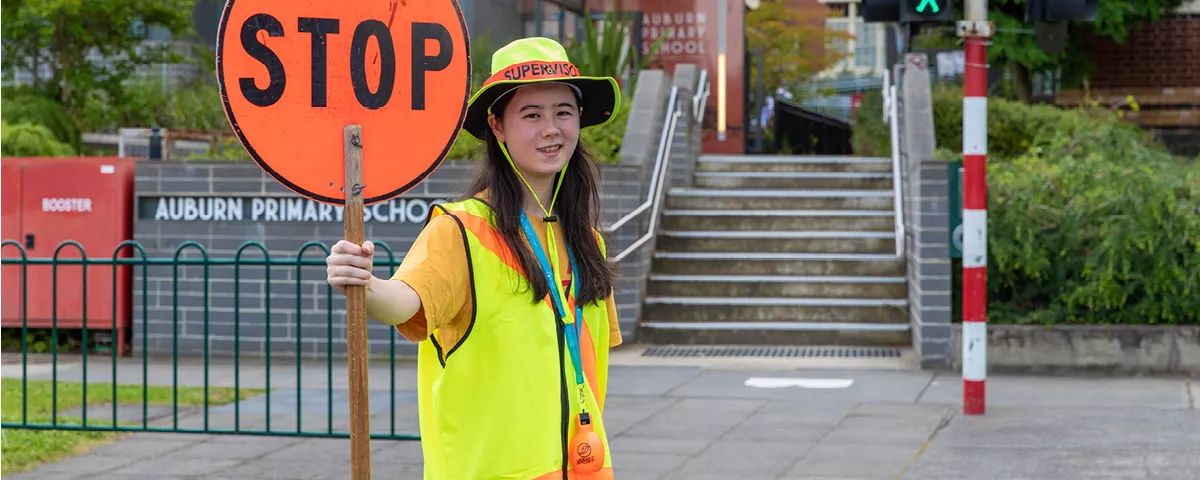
[984, 121, 1200, 325]
[1, 121, 77, 157]
[854, 85, 1200, 325]
[0, 88, 82, 153]
[852, 83, 1163, 161]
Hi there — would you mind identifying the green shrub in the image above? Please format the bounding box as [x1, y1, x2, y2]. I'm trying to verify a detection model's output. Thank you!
[851, 84, 1167, 160]
[0, 89, 81, 152]
[77, 77, 229, 132]
[579, 94, 631, 164]
[850, 88, 889, 157]
[446, 131, 486, 160]
[861, 84, 1199, 325]
[1, 121, 77, 157]
[986, 121, 1200, 325]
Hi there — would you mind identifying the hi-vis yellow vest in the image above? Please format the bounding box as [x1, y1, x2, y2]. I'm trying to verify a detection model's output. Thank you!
[415, 197, 615, 480]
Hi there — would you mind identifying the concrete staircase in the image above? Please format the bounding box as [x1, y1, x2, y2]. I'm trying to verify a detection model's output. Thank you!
[638, 154, 909, 347]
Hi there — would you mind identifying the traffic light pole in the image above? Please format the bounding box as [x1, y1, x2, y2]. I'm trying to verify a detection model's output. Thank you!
[957, 0, 992, 416]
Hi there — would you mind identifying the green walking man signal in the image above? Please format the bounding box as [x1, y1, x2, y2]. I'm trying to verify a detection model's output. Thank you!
[903, 0, 951, 21]
[860, 0, 955, 24]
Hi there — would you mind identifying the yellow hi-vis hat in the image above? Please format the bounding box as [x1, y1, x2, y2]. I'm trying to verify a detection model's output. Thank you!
[462, 37, 621, 141]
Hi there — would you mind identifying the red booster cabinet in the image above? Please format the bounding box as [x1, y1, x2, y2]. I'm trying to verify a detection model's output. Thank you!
[1, 156, 136, 355]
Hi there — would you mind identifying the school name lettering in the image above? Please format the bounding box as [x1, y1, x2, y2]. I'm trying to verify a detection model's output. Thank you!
[642, 11, 708, 56]
[238, 14, 453, 110]
[502, 62, 578, 81]
[148, 196, 447, 224]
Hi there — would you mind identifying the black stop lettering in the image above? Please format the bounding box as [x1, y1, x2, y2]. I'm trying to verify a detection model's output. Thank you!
[350, 19, 395, 110]
[239, 14, 287, 107]
[411, 22, 453, 111]
[298, 17, 340, 108]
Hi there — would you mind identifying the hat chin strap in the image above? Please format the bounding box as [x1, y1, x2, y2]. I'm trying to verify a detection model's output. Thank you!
[496, 139, 568, 220]
[497, 138, 573, 304]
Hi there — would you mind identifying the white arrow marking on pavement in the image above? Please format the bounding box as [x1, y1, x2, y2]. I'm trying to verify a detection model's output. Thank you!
[744, 377, 854, 389]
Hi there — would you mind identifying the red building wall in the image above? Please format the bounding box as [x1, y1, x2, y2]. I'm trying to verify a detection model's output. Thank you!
[1082, 15, 1200, 89]
[595, 0, 747, 154]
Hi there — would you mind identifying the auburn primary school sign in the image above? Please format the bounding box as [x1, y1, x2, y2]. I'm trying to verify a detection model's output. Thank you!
[139, 195, 449, 224]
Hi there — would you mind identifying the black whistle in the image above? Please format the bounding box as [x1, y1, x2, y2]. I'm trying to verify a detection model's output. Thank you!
[543, 215, 558, 223]
[579, 412, 591, 425]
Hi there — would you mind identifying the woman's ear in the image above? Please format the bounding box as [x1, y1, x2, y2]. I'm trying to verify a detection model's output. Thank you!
[487, 114, 505, 143]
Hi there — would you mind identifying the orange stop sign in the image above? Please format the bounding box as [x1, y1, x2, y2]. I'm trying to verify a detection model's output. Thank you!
[217, 0, 471, 205]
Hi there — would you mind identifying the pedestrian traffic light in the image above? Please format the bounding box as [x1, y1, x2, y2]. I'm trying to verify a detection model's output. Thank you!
[1025, 0, 1099, 23]
[901, 0, 954, 23]
[861, 0, 954, 24]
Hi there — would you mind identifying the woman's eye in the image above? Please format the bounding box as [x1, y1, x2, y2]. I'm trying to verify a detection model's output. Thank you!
[525, 113, 540, 119]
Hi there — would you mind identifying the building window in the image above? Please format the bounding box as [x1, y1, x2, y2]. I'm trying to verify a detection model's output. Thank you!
[820, 0, 885, 76]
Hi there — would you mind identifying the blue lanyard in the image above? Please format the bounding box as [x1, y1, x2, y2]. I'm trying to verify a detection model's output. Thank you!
[519, 212, 586, 389]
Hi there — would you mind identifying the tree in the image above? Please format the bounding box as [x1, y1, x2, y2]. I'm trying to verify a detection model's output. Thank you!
[746, 0, 852, 93]
[1, 0, 196, 113]
[986, 0, 1185, 102]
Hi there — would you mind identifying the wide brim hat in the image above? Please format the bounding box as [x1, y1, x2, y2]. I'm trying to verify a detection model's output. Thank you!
[463, 37, 621, 141]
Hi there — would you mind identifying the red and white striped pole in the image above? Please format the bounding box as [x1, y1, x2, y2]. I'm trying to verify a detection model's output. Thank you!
[959, 0, 991, 416]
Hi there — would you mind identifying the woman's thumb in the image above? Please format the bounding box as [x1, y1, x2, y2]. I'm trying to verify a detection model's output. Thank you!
[361, 240, 375, 257]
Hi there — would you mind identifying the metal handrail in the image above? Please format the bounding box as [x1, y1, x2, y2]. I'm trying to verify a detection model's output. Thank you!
[884, 69, 905, 258]
[693, 69, 710, 123]
[604, 69, 709, 263]
[605, 86, 680, 261]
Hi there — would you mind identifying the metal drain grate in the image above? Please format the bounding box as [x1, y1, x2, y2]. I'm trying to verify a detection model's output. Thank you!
[640, 346, 902, 359]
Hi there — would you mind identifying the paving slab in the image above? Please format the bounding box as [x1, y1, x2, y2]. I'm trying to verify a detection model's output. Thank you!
[901, 406, 1200, 480]
[671, 439, 816, 478]
[7, 360, 1199, 480]
[787, 443, 920, 478]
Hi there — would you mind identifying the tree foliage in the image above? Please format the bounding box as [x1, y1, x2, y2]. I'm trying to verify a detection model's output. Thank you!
[746, 0, 851, 92]
[0, 0, 196, 113]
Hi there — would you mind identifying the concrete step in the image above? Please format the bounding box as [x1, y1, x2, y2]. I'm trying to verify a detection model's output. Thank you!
[666, 188, 894, 210]
[657, 231, 895, 255]
[636, 322, 911, 346]
[696, 155, 893, 173]
[652, 252, 905, 276]
[661, 209, 895, 231]
[646, 274, 908, 298]
[642, 296, 909, 323]
[695, 171, 894, 190]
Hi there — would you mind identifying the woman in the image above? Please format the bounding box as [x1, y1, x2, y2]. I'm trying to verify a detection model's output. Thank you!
[325, 36, 622, 480]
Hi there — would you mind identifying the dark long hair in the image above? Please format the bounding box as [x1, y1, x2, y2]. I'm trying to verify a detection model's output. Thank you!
[460, 94, 616, 307]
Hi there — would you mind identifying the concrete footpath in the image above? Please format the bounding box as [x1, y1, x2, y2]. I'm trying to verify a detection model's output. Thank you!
[4, 350, 1199, 480]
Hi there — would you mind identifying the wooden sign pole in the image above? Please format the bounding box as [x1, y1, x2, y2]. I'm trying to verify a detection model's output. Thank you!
[343, 124, 372, 479]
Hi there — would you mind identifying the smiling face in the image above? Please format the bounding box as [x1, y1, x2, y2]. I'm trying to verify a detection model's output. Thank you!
[486, 82, 581, 180]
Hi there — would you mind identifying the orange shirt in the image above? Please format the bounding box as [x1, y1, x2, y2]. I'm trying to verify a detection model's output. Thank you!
[389, 204, 622, 352]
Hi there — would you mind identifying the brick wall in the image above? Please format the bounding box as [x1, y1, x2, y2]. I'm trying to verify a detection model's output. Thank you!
[1082, 16, 1200, 89]
[132, 160, 645, 359]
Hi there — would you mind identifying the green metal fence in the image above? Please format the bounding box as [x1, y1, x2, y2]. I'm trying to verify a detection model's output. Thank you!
[0, 239, 420, 440]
